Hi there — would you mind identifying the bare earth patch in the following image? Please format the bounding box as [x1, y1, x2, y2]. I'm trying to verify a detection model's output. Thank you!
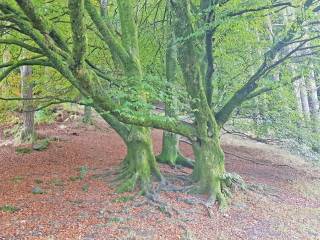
[0, 120, 319, 240]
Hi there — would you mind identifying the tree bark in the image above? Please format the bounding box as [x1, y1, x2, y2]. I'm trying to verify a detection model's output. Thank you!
[119, 126, 163, 193]
[306, 69, 320, 130]
[100, 0, 108, 17]
[20, 65, 35, 142]
[192, 132, 226, 205]
[170, 0, 227, 205]
[293, 72, 304, 118]
[300, 76, 311, 121]
[82, 105, 92, 124]
[157, 27, 192, 167]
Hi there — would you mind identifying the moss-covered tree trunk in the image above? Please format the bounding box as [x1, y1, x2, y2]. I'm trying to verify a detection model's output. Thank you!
[99, 112, 162, 193]
[192, 132, 226, 205]
[157, 30, 187, 166]
[158, 131, 179, 165]
[170, 0, 227, 205]
[120, 126, 162, 193]
[85, 0, 163, 193]
[82, 105, 92, 124]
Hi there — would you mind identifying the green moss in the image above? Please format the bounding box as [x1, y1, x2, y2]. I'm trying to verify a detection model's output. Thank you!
[49, 178, 64, 186]
[116, 174, 139, 193]
[82, 183, 89, 192]
[108, 217, 125, 223]
[79, 165, 88, 180]
[69, 176, 81, 181]
[11, 176, 24, 184]
[15, 147, 32, 154]
[157, 132, 179, 166]
[32, 186, 45, 194]
[112, 195, 134, 203]
[32, 139, 49, 151]
[0, 205, 20, 213]
[34, 179, 43, 184]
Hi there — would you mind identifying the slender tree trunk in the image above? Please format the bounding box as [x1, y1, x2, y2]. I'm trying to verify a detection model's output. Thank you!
[20, 65, 35, 142]
[300, 76, 311, 121]
[284, 7, 304, 120]
[157, 29, 193, 167]
[306, 69, 320, 130]
[293, 72, 304, 118]
[83, 105, 92, 124]
[2, 48, 11, 67]
[100, 0, 108, 17]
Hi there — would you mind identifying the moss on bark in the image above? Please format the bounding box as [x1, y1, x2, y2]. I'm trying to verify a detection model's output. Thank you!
[192, 136, 227, 207]
[157, 132, 194, 168]
[157, 132, 179, 166]
[116, 127, 162, 194]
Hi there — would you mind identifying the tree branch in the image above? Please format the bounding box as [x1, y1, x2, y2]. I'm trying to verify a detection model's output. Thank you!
[0, 39, 43, 54]
[68, 0, 87, 67]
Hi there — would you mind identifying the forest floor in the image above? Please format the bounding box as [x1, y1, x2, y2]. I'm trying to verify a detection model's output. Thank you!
[0, 115, 320, 240]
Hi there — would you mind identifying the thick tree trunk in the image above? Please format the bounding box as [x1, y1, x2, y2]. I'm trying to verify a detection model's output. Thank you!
[157, 132, 179, 165]
[99, 112, 162, 193]
[20, 65, 35, 142]
[192, 127, 227, 206]
[118, 126, 162, 193]
[170, 0, 228, 205]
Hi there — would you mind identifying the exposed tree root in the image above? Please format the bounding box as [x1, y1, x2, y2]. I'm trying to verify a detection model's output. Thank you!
[176, 154, 195, 168]
[161, 171, 246, 211]
[221, 172, 247, 192]
[156, 153, 194, 169]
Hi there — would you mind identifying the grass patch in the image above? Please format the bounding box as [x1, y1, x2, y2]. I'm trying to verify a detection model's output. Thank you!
[79, 166, 88, 180]
[32, 139, 50, 151]
[108, 217, 125, 223]
[112, 196, 134, 203]
[0, 204, 20, 213]
[82, 183, 89, 192]
[15, 147, 32, 154]
[69, 176, 81, 181]
[11, 176, 24, 184]
[32, 186, 45, 194]
[70, 165, 88, 182]
[49, 178, 64, 186]
[34, 179, 43, 184]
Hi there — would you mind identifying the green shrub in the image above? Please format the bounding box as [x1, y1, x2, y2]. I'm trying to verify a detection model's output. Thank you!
[35, 108, 55, 124]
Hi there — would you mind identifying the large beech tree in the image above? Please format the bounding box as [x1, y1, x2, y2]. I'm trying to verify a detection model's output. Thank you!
[0, 0, 319, 205]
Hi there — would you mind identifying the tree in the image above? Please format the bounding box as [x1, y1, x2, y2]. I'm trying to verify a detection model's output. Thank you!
[20, 64, 35, 142]
[169, 0, 320, 205]
[0, 0, 319, 206]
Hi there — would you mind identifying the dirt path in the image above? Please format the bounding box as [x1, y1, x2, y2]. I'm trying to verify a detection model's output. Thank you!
[0, 121, 319, 240]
